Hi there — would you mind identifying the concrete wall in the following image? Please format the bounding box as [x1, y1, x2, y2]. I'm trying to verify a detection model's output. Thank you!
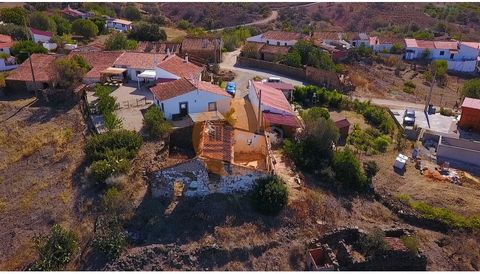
[155, 89, 231, 120]
[437, 136, 480, 171]
[246, 34, 297, 46]
[0, 59, 17, 71]
[447, 60, 477, 72]
[32, 33, 51, 43]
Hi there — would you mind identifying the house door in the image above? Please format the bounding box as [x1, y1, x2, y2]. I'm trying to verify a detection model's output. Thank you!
[179, 102, 189, 116]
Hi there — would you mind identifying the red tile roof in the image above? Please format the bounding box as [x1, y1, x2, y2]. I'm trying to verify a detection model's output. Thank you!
[312, 32, 343, 42]
[262, 30, 302, 41]
[69, 51, 123, 79]
[136, 41, 181, 54]
[0, 34, 13, 49]
[157, 54, 204, 80]
[197, 81, 230, 97]
[181, 37, 221, 51]
[197, 120, 233, 163]
[6, 54, 56, 82]
[251, 81, 295, 115]
[259, 44, 290, 55]
[30, 27, 52, 37]
[462, 97, 480, 110]
[377, 36, 405, 46]
[433, 41, 458, 50]
[263, 81, 294, 91]
[330, 112, 351, 129]
[62, 6, 85, 17]
[150, 77, 196, 101]
[263, 112, 301, 128]
[405, 38, 459, 50]
[114, 52, 167, 70]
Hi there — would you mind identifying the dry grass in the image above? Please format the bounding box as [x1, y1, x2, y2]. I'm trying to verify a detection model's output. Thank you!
[162, 27, 187, 42]
[0, 198, 6, 213]
[0, 122, 73, 170]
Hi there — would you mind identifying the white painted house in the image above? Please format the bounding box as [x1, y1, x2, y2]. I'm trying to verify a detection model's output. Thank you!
[350, 33, 370, 48]
[30, 28, 52, 44]
[404, 38, 480, 73]
[150, 77, 232, 120]
[106, 18, 133, 32]
[247, 30, 302, 47]
[369, 36, 405, 53]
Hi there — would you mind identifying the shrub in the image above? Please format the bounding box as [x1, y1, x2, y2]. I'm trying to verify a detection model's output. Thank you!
[251, 176, 288, 215]
[102, 187, 131, 215]
[363, 160, 379, 181]
[300, 107, 330, 120]
[85, 130, 142, 161]
[103, 112, 123, 131]
[31, 225, 78, 271]
[177, 19, 190, 30]
[439, 107, 454, 116]
[400, 235, 419, 255]
[332, 148, 367, 190]
[97, 94, 118, 114]
[143, 106, 172, 138]
[462, 78, 480, 99]
[93, 215, 127, 260]
[90, 158, 130, 183]
[11, 40, 48, 63]
[71, 19, 99, 39]
[373, 136, 390, 152]
[105, 32, 138, 51]
[356, 229, 388, 258]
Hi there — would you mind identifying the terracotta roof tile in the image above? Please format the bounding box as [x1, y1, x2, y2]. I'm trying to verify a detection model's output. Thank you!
[114, 52, 167, 70]
[262, 30, 302, 41]
[157, 54, 204, 79]
[197, 81, 230, 97]
[197, 120, 233, 163]
[113, 18, 132, 25]
[136, 41, 181, 54]
[30, 27, 52, 37]
[263, 81, 294, 91]
[6, 54, 56, 82]
[150, 77, 196, 101]
[181, 37, 221, 51]
[251, 81, 295, 115]
[263, 112, 301, 128]
[69, 51, 123, 79]
[0, 34, 13, 49]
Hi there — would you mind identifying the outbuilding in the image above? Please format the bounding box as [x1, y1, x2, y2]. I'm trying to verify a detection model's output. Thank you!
[459, 97, 480, 132]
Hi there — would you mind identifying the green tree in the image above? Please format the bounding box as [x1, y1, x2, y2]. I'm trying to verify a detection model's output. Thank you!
[104, 112, 123, 131]
[91, 18, 107, 35]
[31, 225, 78, 271]
[52, 34, 75, 49]
[143, 106, 172, 138]
[332, 148, 367, 190]
[11, 40, 48, 63]
[71, 19, 99, 39]
[127, 22, 166, 41]
[85, 130, 142, 162]
[462, 78, 480, 99]
[300, 107, 330, 120]
[0, 23, 29, 40]
[0, 7, 27, 25]
[104, 32, 138, 50]
[430, 59, 448, 77]
[29, 11, 56, 33]
[123, 5, 141, 21]
[390, 43, 403, 54]
[52, 14, 72, 36]
[54, 55, 91, 89]
[363, 160, 379, 182]
[177, 19, 190, 30]
[282, 50, 302, 67]
[251, 176, 288, 215]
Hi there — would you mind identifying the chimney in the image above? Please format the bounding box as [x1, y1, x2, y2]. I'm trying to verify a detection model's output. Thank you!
[166, 47, 171, 56]
[184, 53, 189, 63]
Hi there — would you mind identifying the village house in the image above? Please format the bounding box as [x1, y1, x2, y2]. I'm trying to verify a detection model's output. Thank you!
[0, 34, 17, 71]
[136, 41, 181, 54]
[312, 32, 352, 50]
[404, 38, 480, 73]
[258, 44, 290, 62]
[247, 30, 303, 47]
[458, 97, 480, 132]
[370, 36, 405, 53]
[150, 77, 231, 120]
[329, 111, 351, 141]
[0, 34, 13, 55]
[106, 18, 133, 32]
[61, 5, 93, 20]
[248, 80, 302, 137]
[30, 28, 52, 44]
[350, 32, 370, 48]
[180, 37, 223, 63]
[262, 80, 294, 101]
[5, 54, 56, 92]
[69, 51, 124, 84]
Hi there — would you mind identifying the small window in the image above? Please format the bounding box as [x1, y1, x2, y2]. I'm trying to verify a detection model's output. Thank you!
[450, 53, 455, 60]
[208, 102, 217, 111]
[277, 41, 280, 46]
[266, 40, 270, 44]
[161, 103, 164, 112]
[284, 42, 287, 46]
[439, 51, 445, 56]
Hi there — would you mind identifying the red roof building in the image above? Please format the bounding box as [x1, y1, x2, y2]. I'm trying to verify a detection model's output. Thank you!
[0, 34, 14, 51]
[459, 97, 480, 132]
[68, 51, 123, 82]
[5, 54, 57, 92]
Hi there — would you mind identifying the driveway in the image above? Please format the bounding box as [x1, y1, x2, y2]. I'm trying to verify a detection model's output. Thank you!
[110, 84, 154, 132]
[220, 49, 306, 94]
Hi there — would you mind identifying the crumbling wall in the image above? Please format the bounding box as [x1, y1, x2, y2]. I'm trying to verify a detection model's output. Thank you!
[151, 158, 268, 197]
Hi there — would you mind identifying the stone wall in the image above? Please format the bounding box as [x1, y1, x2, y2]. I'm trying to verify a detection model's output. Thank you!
[151, 158, 268, 197]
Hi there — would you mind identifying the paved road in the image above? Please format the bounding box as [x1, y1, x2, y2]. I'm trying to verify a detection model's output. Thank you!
[352, 96, 428, 110]
[220, 49, 306, 93]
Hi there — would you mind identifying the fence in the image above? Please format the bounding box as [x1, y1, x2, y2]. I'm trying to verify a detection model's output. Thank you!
[117, 97, 151, 109]
[236, 56, 355, 92]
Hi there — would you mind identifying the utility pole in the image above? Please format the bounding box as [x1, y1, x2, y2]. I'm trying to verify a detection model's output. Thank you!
[424, 69, 436, 113]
